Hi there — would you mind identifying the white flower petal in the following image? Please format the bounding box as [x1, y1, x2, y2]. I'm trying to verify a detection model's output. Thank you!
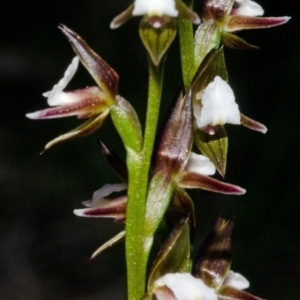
[133, 0, 178, 17]
[154, 273, 218, 300]
[223, 270, 250, 290]
[185, 152, 216, 176]
[194, 76, 240, 129]
[232, 0, 264, 17]
[43, 56, 80, 106]
[84, 183, 127, 208]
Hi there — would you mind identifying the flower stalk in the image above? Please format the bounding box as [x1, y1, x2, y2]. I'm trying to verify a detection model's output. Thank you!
[25, 1, 291, 299]
[125, 58, 165, 300]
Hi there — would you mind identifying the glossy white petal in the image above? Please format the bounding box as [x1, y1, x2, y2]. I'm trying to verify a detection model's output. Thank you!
[223, 270, 250, 290]
[194, 76, 240, 130]
[133, 0, 178, 17]
[83, 183, 127, 208]
[185, 152, 216, 176]
[232, 0, 264, 17]
[154, 273, 218, 300]
[43, 56, 80, 106]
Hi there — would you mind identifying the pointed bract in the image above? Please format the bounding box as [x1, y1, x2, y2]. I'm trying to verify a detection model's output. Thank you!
[110, 95, 143, 153]
[148, 217, 191, 292]
[42, 109, 110, 152]
[98, 140, 129, 183]
[194, 126, 228, 177]
[139, 16, 177, 66]
[59, 24, 119, 99]
[153, 89, 193, 176]
[221, 31, 260, 50]
[144, 172, 176, 245]
[89, 231, 125, 260]
[194, 20, 222, 70]
[193, 217, 234, 289]
[170, 187, 196, 226]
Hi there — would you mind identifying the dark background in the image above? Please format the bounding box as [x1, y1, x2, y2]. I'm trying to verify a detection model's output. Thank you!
[0, 0, 299, 299]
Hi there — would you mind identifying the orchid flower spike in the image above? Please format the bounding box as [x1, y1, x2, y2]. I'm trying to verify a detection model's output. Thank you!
[110, 0, 200, 29]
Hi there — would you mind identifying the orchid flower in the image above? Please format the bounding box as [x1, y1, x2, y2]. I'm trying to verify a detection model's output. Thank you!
[153, 89, 246, 196]
[26, 25, 142, 153]
[194, 0, 290, 63]
[193, 76, 241, 135]
[149, 217, 263, 300]
[153, 271, 251, 300]
[153, 273, 218, 300]
[110, 0, 200, 29]
[201, 0, 290, 31]
[26, 26, 119, 151]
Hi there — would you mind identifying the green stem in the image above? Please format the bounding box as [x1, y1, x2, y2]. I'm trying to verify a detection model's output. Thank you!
[177, 0, 195, 92]
[125, 151, 147, 300]
[126, 58, 164, 300]
[143, 60, 165, 172]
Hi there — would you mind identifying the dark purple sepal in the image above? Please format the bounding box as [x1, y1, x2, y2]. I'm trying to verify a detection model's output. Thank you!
[148, 217, 191, 292]
[98, 140, 128, 183]
[224, 16, 291, 32]
[73, 195, 127, 222]
[240, 114, 267, 134]
[59, 24, 119, 100]
[193, 217, 234, 290]
[170, 187, 196, 226]
[153, 89, 193, 176]
[178, 172, 246, 195]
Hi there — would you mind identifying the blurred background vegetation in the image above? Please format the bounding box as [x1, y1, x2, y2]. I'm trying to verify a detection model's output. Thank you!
[0, 0, 299, 299]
